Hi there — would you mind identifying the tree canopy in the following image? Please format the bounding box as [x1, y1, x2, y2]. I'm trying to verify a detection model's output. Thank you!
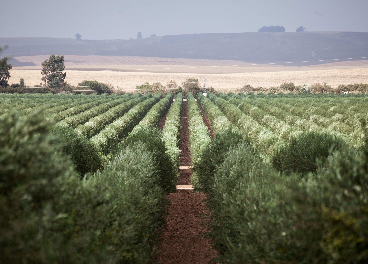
[296, 26, 306, 32]
[41, 54, 66, 88]
[0, 46, 12, 88]
[258, 25, 285, 32]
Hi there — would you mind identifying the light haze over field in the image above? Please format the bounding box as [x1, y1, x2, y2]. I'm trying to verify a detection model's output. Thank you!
[1, 0, 368, 40]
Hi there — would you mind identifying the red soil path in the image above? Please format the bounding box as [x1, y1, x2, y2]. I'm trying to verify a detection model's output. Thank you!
[156, 98, 218, 264]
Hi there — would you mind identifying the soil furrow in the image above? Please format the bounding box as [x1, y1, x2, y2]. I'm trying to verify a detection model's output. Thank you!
[196, 100, 215, 139]
[157, 98, 217, 264]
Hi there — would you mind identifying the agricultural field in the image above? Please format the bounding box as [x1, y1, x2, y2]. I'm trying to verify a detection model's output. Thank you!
[1, 91, 368, 263]
[8, 55, 368, 91]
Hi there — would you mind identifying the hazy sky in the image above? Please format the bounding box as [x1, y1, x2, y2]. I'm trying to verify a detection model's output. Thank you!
[1, 0, 368, 40]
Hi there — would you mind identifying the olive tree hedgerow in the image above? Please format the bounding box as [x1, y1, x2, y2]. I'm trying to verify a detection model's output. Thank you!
[41, 54, 66, 88]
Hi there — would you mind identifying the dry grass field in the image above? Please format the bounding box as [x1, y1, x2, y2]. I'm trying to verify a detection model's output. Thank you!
[9, 55, 368, 92]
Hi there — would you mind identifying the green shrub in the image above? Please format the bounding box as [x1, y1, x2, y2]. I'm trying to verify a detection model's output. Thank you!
[0, 110, 86, 262]
[162, 93, 182, 167]
[208, 133, 368, 263]
[309, 83, 333, 94]
[79, 80, 113, 94]
[208, 141, 280, 263]
[279, 82, 297, 92]
[272, 131, 347, 175]
[130, 93, 173, 134]
[84, 143, 167, 263]
[194, 127, 249, 193]
[0, 110, 75, 196]
[187, 92, 211, 164]
[262, 143, 368, 264]
[0, 86, 54, 93]
[116, 127, 177, 193]
[53, 126, 104, 176]
[0, 110, 168, 263]
[91, 94, 161, 154]
[197, 92, 232, 134]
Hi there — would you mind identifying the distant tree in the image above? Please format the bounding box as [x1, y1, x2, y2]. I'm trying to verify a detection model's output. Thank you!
[20, 78, 25, 88]
[75, 33, 82, 41]
[151, 34, 156, 38]
[258, 25, 285, 32]
[166, 80, 178, 89]
[0, 46, 12, 88]
[182, 78, 201, 95]
[41, 54, 66, 88]
[296, 26, 306, 32]
[137, 32, 142, 39]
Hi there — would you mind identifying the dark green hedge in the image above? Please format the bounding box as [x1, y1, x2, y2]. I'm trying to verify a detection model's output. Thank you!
[272, 131, 347, 175]
[200, 131, 368, 263]
[53, 126, 104, 177]
[117, 127, 177, 194]
[194, 127, 249, 193]
[0, 111, 168, 263]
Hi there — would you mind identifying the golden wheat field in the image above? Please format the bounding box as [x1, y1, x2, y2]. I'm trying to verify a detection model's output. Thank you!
[9, 55, 368, 92]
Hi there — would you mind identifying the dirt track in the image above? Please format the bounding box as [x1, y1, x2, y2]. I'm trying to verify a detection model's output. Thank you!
[156, 99, 217, 264]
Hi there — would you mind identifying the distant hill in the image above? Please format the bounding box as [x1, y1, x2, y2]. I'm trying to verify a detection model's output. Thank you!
[1, 32, 368, 65]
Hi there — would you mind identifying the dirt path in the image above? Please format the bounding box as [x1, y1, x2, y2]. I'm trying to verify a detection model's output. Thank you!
[197, 100, 215, 139]
[157, 99, 218, 264]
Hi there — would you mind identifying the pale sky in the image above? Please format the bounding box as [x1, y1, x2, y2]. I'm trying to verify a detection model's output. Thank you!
[1, 0, 368, 40]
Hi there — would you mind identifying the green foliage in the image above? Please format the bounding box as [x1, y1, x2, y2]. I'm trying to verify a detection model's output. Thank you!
[272, 131, 347, 175]
[41, 54, 66, 88]
[194, 127, 249, 192]
[187, 92, 211, 165]
[136, 82, 152, 91]
[0, 110, 75, 196]
[53, 126, 104, 177]
[56, 95, 129, 129]
[91, 94, 161, 154]
[85, 143, 167, 263]
[207, 141, 280, 263]
[78, 80, 113, 94]
[309, 83, 333, 94]
[162, 93, 182, 167]
[279, 82, 297, 92]
[136, 82, 166, 94]
[336, 83, 368, 94]
[0, 86, 54, 93]
[197, 92, 232, 134]
[117, 127, 177, 193]
[0, 110, 168, 263]
[19, 78, 25, 87]
[130, 93, 173, 134]
[75, 93, 145, 138]
[0, 57, 12, 87]
[206, 135, 368, 263]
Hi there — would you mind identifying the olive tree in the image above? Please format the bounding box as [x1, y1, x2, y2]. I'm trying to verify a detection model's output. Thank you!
[0, 46, 12, 88]
[41, 54, 66, 88]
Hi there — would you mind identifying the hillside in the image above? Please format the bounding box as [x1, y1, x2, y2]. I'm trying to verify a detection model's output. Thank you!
[1, 32, 368, 65]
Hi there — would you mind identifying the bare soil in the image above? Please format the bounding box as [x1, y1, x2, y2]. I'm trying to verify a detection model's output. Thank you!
[197, 100, 215, 139]
[9, 55, 368, 91]
[158, 102, 171, 131]
[157, 99, 218, 264]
